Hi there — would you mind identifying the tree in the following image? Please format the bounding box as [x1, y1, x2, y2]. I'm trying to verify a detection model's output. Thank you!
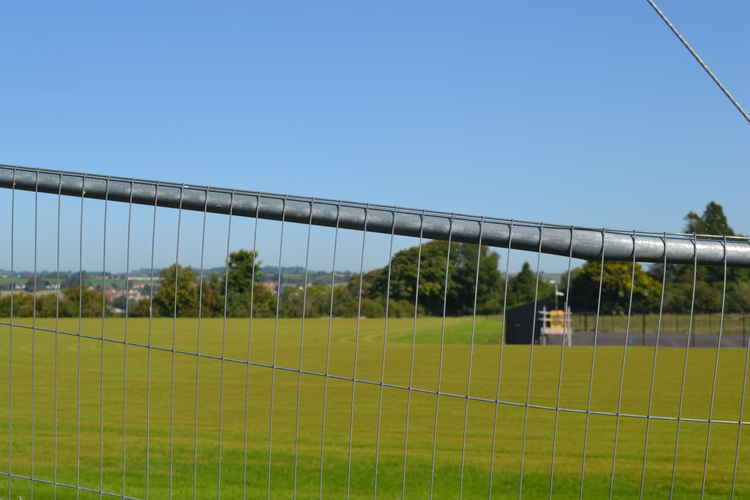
[665, 280, 721, 314]
[570, 261, 661, 314]
[331, 285, 357, 317]
[61, 286, 108, 317]
[250, 284, 276, 317]
[153, 264, 199, 317]
[130, 298, 152, 317]
[280, 284, 340, 318]
[361, 241, 503, 316]
[508, 262, 553, 308]
[683, 201, 734, 236]
[728, 281, 750, 313]
[218, 250, 263, 317]
[279, 286, 305, 317]
[683, 201, 737, 285]
[649, 201, 745, 311]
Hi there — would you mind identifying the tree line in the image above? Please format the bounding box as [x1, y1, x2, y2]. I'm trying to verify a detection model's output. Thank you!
[567, 202, 750, 314]
[1, 201, 747, 318]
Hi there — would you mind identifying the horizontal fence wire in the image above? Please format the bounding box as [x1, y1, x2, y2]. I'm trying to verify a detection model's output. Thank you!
[0, 471, 142, 500]
[1, 319, 748, 427]
[1, 165, 750, 500]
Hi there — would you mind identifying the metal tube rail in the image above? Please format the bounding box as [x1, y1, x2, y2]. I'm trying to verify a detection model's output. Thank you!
[1, 164, 749, 266]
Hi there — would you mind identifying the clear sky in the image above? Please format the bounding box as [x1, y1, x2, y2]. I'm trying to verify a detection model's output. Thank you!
[1, 1, 747, 273]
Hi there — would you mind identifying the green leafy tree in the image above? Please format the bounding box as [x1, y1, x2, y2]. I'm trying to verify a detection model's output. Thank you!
[684, 201, 736, 285]
[305, 284, 333, 317]
[200, 275, 222, 317]
[508, 262, 553, 308]
[7, 293, 35, 317]
[36, 294, 61, 317]
[665, 280, 722, 314]
[362, 241, 503, 316]
[728, 281, 750, 313]
[279, 286, 305, 317]
[279, 284, 352, 318]
[684, 201, 734, 236]
[649, 201, 748, 312]
[360, 298, 385, 318]
[570, 261, 661, 314]
[331, 285, 357, 317]
[251, 284, 277, 317]
[130, 298, 152, 317]
[217, 250, 263, 317]
[154, 264, 198, 317]
[61, 286, 108, 317]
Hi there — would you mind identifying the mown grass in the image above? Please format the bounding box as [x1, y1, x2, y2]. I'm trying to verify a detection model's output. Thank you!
[1, 316, 749, 499]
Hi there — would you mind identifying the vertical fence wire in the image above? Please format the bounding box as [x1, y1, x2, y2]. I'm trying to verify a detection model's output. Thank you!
[547, 226, 575, 499]
[5, 170, 14, 499]
[607, 231, 639, 499]
[75, 178, 85, 500]
[428, 217, 454, 500]
[242, 196, 261, 500]
[292, 200, 314, 499]
[400, 211, 425, 500]
[267, 196, 287, 500]
[372, 213, 397, 499]
[731, 275, 750, 499]
[345, 206, 369, 500]
[518, 225, 545, 499]
[669, 234, 700, 499]
[319, 203, 341, 500]
[30, 173, 39, 500]
[700, 236, 729, 498]
[192, 191, 209, 500]
[458, 219, 485, 499]
[121, 184, 134, 496]
[145, 183, 159, 500]
[53, 175, 62, 500]
[638, 233, 670, 498]
[216, 193, 235, 500]
[168, 186, 186, 499]
[26, 177, 36, 495]
[98, 179, 110, 499]
[577, 229, 607, 499]
[487, 221, 514, 499]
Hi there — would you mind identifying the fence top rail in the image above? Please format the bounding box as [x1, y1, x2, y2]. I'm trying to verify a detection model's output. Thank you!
[1, 163, 749, 267]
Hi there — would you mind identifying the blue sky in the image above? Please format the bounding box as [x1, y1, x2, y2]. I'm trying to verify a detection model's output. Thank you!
[1, 1, 747, 273]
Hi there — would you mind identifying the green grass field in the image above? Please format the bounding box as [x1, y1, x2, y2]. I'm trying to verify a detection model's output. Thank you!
[1, 316, 749, 499]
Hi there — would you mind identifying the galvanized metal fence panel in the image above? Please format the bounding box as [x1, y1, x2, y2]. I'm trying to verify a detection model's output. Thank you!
[0, 164, 748, 499]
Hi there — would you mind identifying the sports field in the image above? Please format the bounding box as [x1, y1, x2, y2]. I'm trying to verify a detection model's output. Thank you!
[1, 316, 748, 499]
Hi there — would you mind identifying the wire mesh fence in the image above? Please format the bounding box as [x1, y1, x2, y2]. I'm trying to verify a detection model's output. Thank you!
[0, 164, 749, 499]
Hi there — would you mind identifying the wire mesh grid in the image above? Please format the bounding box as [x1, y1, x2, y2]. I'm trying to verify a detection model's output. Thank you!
[0, 164, 749, 499]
